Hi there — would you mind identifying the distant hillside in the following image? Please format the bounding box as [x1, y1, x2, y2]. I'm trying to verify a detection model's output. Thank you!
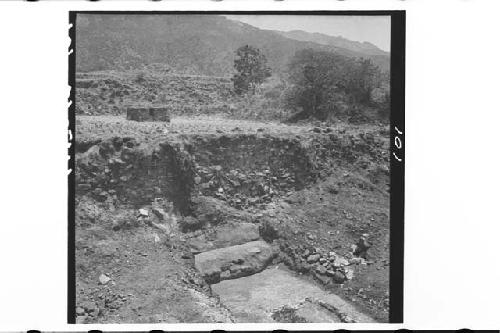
[275, 30, 388, 56]
[76, 14, 390, 75]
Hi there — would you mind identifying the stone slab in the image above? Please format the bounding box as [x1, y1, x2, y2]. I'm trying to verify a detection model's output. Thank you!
[194, 240, 275, 284]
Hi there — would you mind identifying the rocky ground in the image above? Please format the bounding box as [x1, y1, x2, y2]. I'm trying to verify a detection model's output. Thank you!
[74, 113, 390, 323]
[75, 70, 259, 119]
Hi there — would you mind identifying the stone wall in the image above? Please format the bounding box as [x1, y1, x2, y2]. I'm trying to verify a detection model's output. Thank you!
[76, 138, 194, 214]
[126, 107, 170, 122]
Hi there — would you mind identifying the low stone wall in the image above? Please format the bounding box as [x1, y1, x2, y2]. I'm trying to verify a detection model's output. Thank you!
[126, 107, 170, 122]
[76, 79, 98, 89]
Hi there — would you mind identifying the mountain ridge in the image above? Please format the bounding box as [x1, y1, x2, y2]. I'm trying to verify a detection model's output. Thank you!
[76, 14, 390, 75]
[274, 29, 389, 56]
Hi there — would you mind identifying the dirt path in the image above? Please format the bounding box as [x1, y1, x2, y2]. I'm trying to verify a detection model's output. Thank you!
[76, 115, 382, 144]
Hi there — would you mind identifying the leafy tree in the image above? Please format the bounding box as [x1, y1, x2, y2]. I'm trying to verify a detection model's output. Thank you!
[344, 58, 382, 105]
[284, 49, 348, 120]
[284, 48, 386, 122]
[232, 45, 272, 95]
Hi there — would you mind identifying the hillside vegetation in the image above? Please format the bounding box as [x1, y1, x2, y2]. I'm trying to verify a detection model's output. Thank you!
[76, 15, 390, 75]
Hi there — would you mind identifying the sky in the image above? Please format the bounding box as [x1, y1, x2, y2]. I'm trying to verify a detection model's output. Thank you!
[224, 15, 391, 52]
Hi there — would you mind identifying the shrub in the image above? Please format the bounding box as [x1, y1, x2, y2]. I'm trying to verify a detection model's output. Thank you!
[284, 48, 388, 122]
[231, 45, 272, 95]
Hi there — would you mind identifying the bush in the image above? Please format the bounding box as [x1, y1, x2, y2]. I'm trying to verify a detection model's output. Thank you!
[232, 45, 272, 95]
[284, 48, 388, 122]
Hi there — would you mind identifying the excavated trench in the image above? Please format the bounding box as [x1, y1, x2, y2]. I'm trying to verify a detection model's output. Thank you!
[188, 134, 319, 209]
[75, 133, 377, 323]
[76, 134, 319, 214]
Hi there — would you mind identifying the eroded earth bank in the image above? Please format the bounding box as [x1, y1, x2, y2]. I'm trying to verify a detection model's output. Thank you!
[75, 116, 390, 323]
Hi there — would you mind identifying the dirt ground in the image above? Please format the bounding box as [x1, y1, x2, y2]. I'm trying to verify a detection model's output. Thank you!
[74, 114, 390, 323]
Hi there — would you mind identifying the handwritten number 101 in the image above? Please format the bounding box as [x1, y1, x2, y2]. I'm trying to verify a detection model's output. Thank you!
[393, 126, 403, 162]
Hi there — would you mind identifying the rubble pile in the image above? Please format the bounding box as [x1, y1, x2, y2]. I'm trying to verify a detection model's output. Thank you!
[277, 240, 364, 285]
[307, 131, 387, 170]
[189, 134, 317, 208]
[195, 165, 298, 208]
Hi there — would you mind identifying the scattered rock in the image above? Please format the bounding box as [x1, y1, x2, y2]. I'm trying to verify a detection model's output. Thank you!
[77, 183, 92, 191]
[307, 233, 316, 240]
[344, 268, 354, 280]
[331, 271, 346, 284]
[314, 272, 331, 285]
[307, 254, 321, 264]
[332, 257, 349, 268]
[353, 233, 371, 258]
[349, 257, 364, 265]
[325, 269, 336, 277]
[138, 208, 149, 217]
[99, 274, 111, 285]
[220, 270, 231, 279]
[152, 207, 167, 221]
[340, 313, 355, 323]
[81, 300, 98, 315]
[315, 265, 327, 275]
[296, 262, 311, 273]
[152, 233, 161, 243]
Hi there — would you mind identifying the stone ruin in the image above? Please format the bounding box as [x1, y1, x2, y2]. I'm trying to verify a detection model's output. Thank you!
[126, 106, 170, 122]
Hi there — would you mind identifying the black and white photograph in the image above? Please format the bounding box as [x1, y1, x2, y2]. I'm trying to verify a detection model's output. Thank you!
[70, 12, 404, 324]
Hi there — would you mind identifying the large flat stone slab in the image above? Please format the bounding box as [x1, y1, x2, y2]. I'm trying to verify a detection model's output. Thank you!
[294, 301, 341, 323]
[211, 267, 375, 323]
[188, 223, 260, 253]
[194, 240, 275, 284]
